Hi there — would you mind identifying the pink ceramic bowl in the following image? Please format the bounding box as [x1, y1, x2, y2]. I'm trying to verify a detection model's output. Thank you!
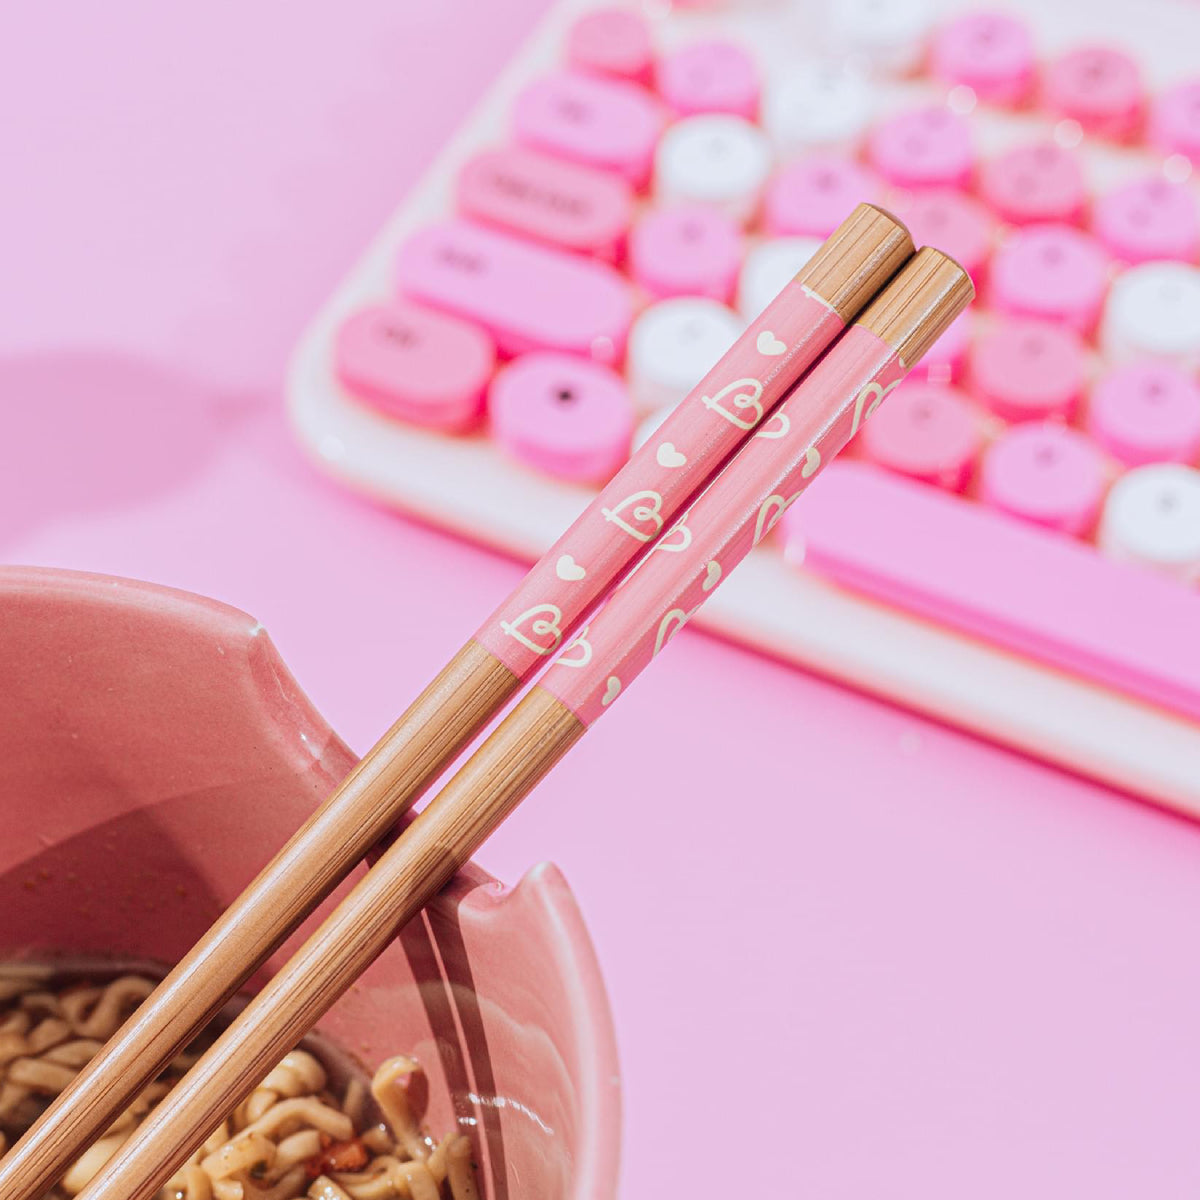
[0, 566, 620, 1198]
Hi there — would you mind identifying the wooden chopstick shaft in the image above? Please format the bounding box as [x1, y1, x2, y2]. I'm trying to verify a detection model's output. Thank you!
[0, 640, 516, 1200]
[76, 687, 582, 1200]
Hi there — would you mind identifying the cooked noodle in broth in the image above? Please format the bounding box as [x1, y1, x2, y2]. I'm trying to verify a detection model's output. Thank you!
[0, 968, 479, 1200]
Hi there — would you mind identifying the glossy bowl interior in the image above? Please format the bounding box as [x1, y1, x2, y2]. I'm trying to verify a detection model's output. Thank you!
[0, 567, 620, 1199]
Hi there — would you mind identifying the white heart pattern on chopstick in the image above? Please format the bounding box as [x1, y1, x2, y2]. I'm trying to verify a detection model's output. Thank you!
[601, 676, 621, 706]
[656, 442, 687, 468]
[556, 554, 586, 581]
[756, 330, 787, 356]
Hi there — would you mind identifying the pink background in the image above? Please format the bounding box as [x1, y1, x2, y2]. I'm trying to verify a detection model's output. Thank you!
[5, 2, 1200, 1194]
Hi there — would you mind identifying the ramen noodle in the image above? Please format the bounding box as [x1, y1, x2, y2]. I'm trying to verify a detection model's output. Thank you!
[0, 968, 479, 1200]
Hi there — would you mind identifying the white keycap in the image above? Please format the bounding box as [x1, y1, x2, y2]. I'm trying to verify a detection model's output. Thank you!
[826, 0, 933, 73]
[762, 61, 874, 157]
[627, 297, 744, 412]
[1099, 463, 1200, 583]
[654, 114, 773, 225]
[1102, 262, 1200, 369]
[737, 236, 821, 320]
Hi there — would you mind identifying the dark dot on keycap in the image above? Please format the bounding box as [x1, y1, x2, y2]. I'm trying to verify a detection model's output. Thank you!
[911, 402, 934, 424]
[554, 386, 576, 404]
[1022, 334, 1045, 356]
[1128, 204, 1151, 227]
[904, 134, 929, 156]
[682, 319, 704, 341]
[815, 169, 837, 191]
[707, 136, 729, 156]
[1034, 444, 1059, 467]
[1033, 145, 1058, 166]
[557, 98, 589, 123]
[681, 220, 705, 242]
[1158, 489, 1180, 511]
[1040, 243, 1065, 267]
[382, 324, 416, 346]
[1015, 172, 1037, 194]
[1143, 378, 1167, 403]
[1080, 56, 1110, 85]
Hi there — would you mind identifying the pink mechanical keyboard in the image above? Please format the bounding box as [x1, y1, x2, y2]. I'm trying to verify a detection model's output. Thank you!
[288, 0, 1200, 816]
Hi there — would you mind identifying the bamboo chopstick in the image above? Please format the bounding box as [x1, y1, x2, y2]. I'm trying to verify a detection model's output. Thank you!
[0, 204, 912, 1200]
[74, 246, 973, 1200]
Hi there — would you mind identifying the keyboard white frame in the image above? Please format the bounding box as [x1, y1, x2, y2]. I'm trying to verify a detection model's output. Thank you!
[288, 0, 1200, 817]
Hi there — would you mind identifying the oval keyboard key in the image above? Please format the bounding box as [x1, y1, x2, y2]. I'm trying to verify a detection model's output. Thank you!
[627, 297, 742, 412]
[979, 142, 1086, 226]
[1088, 362, 1200, 466]
[489, 352, 633, 483]
[859, 381, 981, 491]
[1099, 464, 1200, 583]
[896, 188, 993, 282]
[655, 113, 772, 224]
[1092, 175, 1199, 265]
[990, 223, 1109, 333]
[981, 423, 1108, 536]
[908, 308, 971, 385]
[629, 203, 743, 302]
[1043, 46, 1143, 140]
[867, 105, 974, 189]
[395, 219, 632, 363]
[826, 0, 933, 73]
[1149, 80, 1200, 165]
[763, 154, 879, 239]
[970, 317, 1085, 422]
[762, 61, 874, 156]
[1102, 261, 1200, 366]
[566, 7, 654, 85]
[930, 11, 1035, 105]
[334, 301, 495, 432]
[657, 39, 760, 119]
[736, 237, 820, 320]
[513, 70, 664, 187]
[457, 146, 633, 260]
[790, 460, 1200, 722]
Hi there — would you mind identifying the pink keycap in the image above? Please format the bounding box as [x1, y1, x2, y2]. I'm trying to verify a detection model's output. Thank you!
[908, 309, 972, 385]
[980, 423, 1108, 535]
[513, 70, 664, 188]
[989, 223, 1110, 332]
[334, 301, 495, 431]
[656, 39, 760, 120]
[457, 146, 633, 261]
[1087, 362, 1200, 466]
[978, 142, 1086, 226]
[867, 106, 974, 189]
[628, 204, 743, 303]
[930, 11, 1035, 105]
[897, 188, 993, 281]
[969, 317, 1085, 422]
[1043, 46, 1144, 140]
[762, 155, 879, 239]
[489, 352, 633, 483]
[395, 219, 632, 363]
[1148, 80, 1200, 164]
[859, 381, 982, 491]
[1091, 175, 1200, 264]
[566, 7, 654, 85]
[790, 460, 1200, 723]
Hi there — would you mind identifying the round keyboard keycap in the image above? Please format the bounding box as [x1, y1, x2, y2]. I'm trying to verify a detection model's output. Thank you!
[867, 105, 974, 189]
[489, 352, 633, 483]
[627, 297, 743, 412]
[1099, 464, 1200, 582]
[826, 0, 933, 73]
[930, 11, 1035, 105]
[566, 7, 654, 85]
[859, 382, 982, 491]
[737, 237, 820, 320]
[1043, 46, 1143, 140]
[970, 318, 1086, 422]
[1092, 175, 1199, 265]
[1102, 262, 1200, 366]
[981, 424, 1108, 536]
[762, 61, 874, 156]
[655, 114, 772, 224]
[763, 154, 879, 239]
[990, 223, 1109, 332]
[629, 204, 743, 302]
[1087, 363, 1200, 466]
[335, 301, 495, 431]
[908, 309, 972, 385]
[978, 142, 1086, 226]
[1148, 80, 1200, 165]
[896, 188, 993, 281]
[657, 40, 760, 120]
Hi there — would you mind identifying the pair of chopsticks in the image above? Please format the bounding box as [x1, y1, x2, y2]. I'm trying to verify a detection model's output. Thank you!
[0, 204, 971, 1200]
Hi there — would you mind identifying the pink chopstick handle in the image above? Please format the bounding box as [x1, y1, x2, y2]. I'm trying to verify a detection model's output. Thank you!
[474, 283, 844, 676]
[541, 325, 905, 724]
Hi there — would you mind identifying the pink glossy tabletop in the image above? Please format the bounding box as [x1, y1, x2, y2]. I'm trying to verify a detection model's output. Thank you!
[5, 4, 1200, 1196]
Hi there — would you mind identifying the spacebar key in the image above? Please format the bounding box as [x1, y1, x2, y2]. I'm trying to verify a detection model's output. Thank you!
[790, 461, 1200, 722]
